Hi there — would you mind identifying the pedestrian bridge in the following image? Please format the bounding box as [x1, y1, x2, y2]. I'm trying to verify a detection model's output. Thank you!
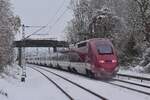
[13, 39, 69, 66]
[14, 39, 69, 47]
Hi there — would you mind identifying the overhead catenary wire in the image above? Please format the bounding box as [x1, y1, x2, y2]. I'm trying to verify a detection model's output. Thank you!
[24, 26, 46, 40]
[48, 8, 69, 33]
[26, 8, 69, 39]
[46, 0, 66, 27]
[24, 0, 67, 39]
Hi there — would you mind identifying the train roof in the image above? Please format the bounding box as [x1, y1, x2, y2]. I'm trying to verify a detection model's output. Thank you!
[77, 38, 111, 44]
[69, 38, 113, 50]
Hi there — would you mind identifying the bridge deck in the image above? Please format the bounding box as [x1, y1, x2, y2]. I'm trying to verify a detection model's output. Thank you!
[14, 39, 69, 47]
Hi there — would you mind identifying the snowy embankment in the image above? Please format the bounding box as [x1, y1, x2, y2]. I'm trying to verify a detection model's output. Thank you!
[119, 65, 150, 79]
[0, 64, 21, 100]
[0, 64, 150, 100]
[0, 64, 68, 100]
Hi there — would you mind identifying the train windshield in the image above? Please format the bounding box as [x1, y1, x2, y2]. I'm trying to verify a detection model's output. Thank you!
[96, 45, 113, 54]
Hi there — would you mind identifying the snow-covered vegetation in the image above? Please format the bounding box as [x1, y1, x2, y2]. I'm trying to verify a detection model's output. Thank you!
[66, 0, 150, 72]
[0, 0, 21, 73]
[0, 64, 21, 99]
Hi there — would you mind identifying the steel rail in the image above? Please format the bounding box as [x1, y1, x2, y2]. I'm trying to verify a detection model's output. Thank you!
[105, 81, 150, 96]
[30, 64, 150, 97]
[30, 67, 74, 100]
[34, 66, 108, 100]
[112, 78, 150, 89]
[117, 73, 150, 82]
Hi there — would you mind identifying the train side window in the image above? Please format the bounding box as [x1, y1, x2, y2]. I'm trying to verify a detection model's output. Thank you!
[97, 45, 113, 54]
[77, 42, 87, 48]
[69, 53, 82, 62]
[63, 54, 69, 61]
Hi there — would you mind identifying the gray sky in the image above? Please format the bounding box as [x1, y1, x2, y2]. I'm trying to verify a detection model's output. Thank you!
[11, 0, 73, 40]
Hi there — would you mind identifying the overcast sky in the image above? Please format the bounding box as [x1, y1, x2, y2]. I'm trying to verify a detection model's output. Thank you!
[11, 0, 73, 40]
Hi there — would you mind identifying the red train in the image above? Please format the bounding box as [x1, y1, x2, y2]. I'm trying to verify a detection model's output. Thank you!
[28, 38, 119, 78]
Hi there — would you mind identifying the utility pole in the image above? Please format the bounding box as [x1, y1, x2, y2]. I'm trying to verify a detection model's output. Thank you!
[21, 24, 26, 82]
[19, 24, 46, 82]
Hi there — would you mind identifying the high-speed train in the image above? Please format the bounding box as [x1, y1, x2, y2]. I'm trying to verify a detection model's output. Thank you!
[27, 38, 119, 78]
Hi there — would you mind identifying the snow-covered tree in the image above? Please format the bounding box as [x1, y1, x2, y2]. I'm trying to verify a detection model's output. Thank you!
[66, 0, 150, 67]
[0, 0, 20, 72]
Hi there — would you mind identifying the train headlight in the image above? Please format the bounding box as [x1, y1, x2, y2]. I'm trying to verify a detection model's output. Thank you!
[99, 60, 105, 64]
[112, 60, 117, 63]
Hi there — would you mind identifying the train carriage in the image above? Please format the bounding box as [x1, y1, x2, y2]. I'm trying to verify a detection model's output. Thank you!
[28, 38, 119, 78]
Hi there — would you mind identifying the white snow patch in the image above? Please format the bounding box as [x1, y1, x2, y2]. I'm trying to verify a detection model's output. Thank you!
[33, 64, 150, 100]
[0, 65, 69, 100]
[129, 65, 145, 73]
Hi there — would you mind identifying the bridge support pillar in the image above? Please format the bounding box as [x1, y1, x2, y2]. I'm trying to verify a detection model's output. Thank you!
[18, 47, 22, 66]
[53, 47, 57, 52]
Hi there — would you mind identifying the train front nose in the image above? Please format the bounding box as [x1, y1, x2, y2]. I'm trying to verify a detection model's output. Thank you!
[94, 41, 118, 76]
[97, 56, 118, 73]
[99, 60, 117, 71]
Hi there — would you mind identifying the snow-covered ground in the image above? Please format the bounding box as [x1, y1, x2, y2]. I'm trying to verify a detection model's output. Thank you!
[119, 66, 150, 81]
[0, 65, 68, 100]
[119, 70, 150, 78]
[0, 64, 150, 100]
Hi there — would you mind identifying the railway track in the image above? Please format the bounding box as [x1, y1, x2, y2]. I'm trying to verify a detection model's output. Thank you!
[30, 66, 108, 100]
[30, 67, 74, 100]
[112, 78, 150, 89]
[30, 64, 150, 97]
[116, 73, 150, 82]
[104, 74, 150, 96]
[105, 80, 150, 96]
